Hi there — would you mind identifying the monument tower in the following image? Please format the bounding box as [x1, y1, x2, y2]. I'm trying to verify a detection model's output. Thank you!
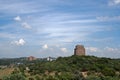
[74, 45, 85, 56]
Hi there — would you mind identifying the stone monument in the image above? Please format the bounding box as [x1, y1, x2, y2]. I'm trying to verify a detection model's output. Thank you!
[74, 45, 85, 56]
[27, 56, 37, 61]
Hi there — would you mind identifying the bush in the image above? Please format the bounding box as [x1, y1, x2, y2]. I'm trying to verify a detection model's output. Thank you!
[86, 75, 101, 80]
[3, 73, 26, 80]
[102, 67, 115, 76]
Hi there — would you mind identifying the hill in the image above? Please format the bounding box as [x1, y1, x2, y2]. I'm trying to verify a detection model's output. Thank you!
[1, 55, 120, 80]
[17, 55, 120, 80]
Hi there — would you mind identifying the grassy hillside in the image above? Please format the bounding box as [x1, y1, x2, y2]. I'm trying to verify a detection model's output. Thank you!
[0, 68, 14, 79]
[18, 55, 120, 80]
[1, 55, 120, 80]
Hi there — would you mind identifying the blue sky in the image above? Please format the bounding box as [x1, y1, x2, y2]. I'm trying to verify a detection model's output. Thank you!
[0, 0, 120, 58]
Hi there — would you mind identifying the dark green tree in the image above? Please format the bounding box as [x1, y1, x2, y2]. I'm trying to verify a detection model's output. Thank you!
[3, 73, 26, 80]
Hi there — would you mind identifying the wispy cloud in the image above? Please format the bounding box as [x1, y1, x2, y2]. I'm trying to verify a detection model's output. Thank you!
[26, 13, 106, 43]
[0, 33, 14, 39]
[96, 16, 120, 21]
[21, 22, 31, 29]
[0, 0, 68, 15]
[109, 0, 120, 6]
[104, 47, 120, 52]
[86, 47, 99, 52]
[0, 0, 120, 58]
[86, 46, 120, 58]
[0, 1, 46, 14]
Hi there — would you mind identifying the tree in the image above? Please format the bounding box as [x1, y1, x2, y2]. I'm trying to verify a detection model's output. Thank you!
[86, 75, 101, 80]
[3, 73, 26, 80]
[102, 67, 115, 76]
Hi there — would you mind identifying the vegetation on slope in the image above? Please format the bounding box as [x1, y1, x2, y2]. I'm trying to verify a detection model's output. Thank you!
[1, 55, 120, 80]
[0, 68, 14, 79]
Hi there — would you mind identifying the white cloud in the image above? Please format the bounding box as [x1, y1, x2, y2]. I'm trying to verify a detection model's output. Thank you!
[14, 16, 21, 21]
[96, 16, 120, 21]
[61, 48, 67, 53]
[86, 47, 99, 52]
[21, 22, 31, 29]
[104, 47, 119, 52]
[86, 46, 120, 58]
[42, 44, 68, 53]
[42, 44, 48, 49]
[0, 0, 66, 15]
[109, 0, 120, 6]
[0, 1, 43, 14]
[30, 13, 104, 43]
[114, 0, 120, 4]
[14, 16, 32, 29]
[12, 38, 25, 46]
[39, 44, 71, 57]
[13, 16, 32, 29]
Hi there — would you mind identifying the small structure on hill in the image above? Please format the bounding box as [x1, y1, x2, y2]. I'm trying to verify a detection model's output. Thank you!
[27, 56, 37, 61]
[47, 57, 56, 61]
[74, 45, 85, 56]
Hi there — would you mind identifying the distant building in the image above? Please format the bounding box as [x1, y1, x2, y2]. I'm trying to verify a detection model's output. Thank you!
[74, 45, 85, 56]
[47, 57, 56, 61]
[27, 56, 37, 61]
